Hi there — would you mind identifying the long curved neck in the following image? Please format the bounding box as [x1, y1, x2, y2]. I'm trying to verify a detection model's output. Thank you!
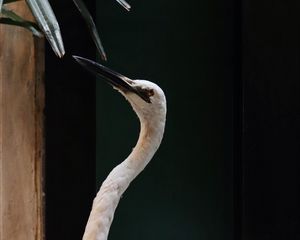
[125, 114, 165, 178]
[82, 110, 166, 240]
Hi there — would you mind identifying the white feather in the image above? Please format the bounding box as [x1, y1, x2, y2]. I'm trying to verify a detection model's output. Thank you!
[82, 80, 167, 240]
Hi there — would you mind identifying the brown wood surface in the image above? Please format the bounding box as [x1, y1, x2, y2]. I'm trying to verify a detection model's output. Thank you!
[0, 1, 44, 240]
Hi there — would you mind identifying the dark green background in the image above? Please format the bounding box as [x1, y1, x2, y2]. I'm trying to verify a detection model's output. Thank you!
[45, 1, 300, 239]
[95, 0, 236, 239]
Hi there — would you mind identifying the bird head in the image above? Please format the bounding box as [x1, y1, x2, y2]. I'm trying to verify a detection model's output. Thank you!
[73, 56, 166, 122]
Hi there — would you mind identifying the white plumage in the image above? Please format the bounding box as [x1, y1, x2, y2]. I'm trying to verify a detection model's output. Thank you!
[82, 79, 167, 240]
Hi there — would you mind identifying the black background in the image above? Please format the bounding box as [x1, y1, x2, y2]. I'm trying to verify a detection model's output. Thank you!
[95, 0, 236, 239]
[45, 0, 96, 239]
[45, 0, 300, 239]
[241, 1, 300, 239]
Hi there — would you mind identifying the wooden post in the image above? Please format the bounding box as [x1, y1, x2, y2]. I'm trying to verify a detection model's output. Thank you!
[0, 2, 44, 240]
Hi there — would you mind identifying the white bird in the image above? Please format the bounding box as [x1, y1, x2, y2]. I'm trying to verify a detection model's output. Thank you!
[73, 56, 167, 240]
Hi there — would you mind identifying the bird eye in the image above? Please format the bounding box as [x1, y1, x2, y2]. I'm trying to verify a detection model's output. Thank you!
[147, 89, 154, 97]
[135, 87, 155, 103]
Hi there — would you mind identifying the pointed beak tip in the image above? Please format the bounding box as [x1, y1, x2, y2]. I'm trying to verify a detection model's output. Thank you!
[72, 55, 80, 61]
[71, 56, 151, 103]
[72, 56, 99, 75]
[72, 55, 85, 65]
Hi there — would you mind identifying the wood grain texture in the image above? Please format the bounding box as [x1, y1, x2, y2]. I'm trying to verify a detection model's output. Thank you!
[0, 2, 45, 240]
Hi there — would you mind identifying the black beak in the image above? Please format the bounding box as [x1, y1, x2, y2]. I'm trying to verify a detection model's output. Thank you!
[73, 56, 151, 103]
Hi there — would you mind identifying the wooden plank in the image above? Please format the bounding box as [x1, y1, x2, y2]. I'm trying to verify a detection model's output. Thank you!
[0, 2, 44, 240]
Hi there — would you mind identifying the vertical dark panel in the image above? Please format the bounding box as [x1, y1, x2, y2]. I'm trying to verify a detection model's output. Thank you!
[232, 0, 243, 239]
[45, 0, 96, 239]
[242, 1, 300, 239]
[95, 0, 239, 239]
